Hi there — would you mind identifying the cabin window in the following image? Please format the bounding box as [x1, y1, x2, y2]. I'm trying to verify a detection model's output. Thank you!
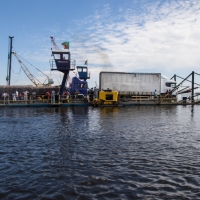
[75, 84, 81, 89]
[166, 83, 176, 87]
[62, 54, 69, 60]
[75, 83, 87, 89]
[106, 94, 113, 100]
[82, 83, 87, 88]
[54, 54, 61, 59]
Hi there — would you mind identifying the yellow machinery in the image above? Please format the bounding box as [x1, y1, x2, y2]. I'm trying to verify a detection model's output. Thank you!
[93, 89, 118, 106]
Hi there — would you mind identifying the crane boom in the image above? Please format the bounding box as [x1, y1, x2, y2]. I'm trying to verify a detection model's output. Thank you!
[50, 36, 60, 50]
[13, 52, 43, 86]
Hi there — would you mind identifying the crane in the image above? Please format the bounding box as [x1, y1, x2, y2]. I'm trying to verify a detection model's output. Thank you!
[13, 52, 53, 86]
[50, 36, 72, 87]
[50, 36, 60, 50]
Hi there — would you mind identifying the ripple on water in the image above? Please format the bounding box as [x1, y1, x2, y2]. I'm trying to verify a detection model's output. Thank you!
[0, 106, 200, 199]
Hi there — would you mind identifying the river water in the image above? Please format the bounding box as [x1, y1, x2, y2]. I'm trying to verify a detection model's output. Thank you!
[0, 105, 200, 199]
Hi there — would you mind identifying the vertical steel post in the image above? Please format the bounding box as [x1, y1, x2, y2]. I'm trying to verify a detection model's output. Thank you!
[174, 74, 176, 82]
[191, 71, 194, 103]
[174, 74, 177, 100]
[8, 36, 14, 85]
[59, 70, 69, 95]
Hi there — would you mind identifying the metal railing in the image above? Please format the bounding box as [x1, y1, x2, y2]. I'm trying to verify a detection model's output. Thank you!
[0, 94, 88, 105]
[49, 59, 76, 71]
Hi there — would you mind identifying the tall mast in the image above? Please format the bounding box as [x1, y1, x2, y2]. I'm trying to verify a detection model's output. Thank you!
[7, 36, 14, 85]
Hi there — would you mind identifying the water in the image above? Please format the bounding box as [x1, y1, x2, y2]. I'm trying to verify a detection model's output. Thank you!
[0, 105, 200, 199]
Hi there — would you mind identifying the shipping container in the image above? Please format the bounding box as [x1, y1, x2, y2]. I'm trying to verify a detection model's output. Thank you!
[99, 72, 161, 96]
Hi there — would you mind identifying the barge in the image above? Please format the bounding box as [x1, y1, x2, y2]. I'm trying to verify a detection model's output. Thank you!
[0, 89, 199, 107]
[1, 37, 200, 107]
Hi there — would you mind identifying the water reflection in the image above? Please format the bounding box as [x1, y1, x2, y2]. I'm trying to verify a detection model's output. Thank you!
[100, 107, 119, 115]
[0, 106, 200, 199]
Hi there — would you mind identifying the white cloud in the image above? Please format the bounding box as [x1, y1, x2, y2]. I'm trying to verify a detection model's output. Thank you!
[4, 0, 200, 87]
[69, 0, 200, 78]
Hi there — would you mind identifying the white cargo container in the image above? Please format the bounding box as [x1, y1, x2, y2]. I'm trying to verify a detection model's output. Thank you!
[99, 72, 176, 96]
[99, 72, 161, 95]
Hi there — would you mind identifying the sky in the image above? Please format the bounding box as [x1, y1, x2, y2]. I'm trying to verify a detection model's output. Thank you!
[0, 0, 200, 89]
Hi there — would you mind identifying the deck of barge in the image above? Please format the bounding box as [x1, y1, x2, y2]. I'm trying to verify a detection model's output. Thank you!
[0, 99, 199, 107]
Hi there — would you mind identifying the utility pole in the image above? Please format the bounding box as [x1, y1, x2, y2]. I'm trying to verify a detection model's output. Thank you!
[8, 36, 14, 85]
[191, 71, 194, 103]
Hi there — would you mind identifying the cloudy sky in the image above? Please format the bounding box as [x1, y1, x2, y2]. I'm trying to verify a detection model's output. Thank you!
[0, 0, 200, 88]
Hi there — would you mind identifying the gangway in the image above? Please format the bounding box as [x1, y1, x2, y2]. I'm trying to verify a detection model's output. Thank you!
[170, 71, 200, 102]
